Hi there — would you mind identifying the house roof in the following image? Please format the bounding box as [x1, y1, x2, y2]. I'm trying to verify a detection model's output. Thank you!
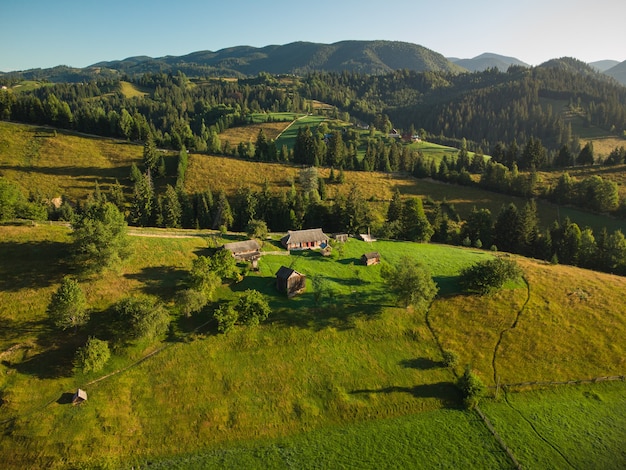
[73, 389, 87, 401]
[276, 266, 304, 279]
[282, 228, 329, 245]
[223, 239, 261, 254]
[362, 252, 380, 260]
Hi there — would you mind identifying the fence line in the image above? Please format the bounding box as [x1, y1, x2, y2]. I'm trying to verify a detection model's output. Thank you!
[475, 406, 523, 470]
[489, 375, 626, 390]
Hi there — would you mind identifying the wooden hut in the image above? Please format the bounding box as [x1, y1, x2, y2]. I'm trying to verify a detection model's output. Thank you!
[222, 239, 261, 261]
[281, 228, 329, 250]
[333, 233, 348, 243]
[72, 388, 87, 405]
[276, 266, 306, 297]
[361, 252, 380, 266]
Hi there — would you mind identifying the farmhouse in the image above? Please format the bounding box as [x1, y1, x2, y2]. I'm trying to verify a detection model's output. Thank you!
[275, 266, 306, 297]
[361, 252, 380, 266]
[72, 389, 87, 405]
[281, 228, 329, 250]
[222, 239, 261, 261]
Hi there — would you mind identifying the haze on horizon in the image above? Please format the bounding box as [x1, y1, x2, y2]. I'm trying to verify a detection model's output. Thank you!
[1, 0, 625, 72]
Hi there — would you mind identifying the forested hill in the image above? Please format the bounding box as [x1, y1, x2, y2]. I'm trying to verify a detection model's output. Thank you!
[304, 58, 626, 151]
[1, 41, 465, 81]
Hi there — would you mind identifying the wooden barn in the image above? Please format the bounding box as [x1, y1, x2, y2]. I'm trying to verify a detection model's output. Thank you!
[276, 266, 306, 297]
[72, 388, 87, 405]
[281, 228, 329, 250]
[333, 233, 348, 243]
[222, 239, 261, 261]
[361, 252, 381, 266]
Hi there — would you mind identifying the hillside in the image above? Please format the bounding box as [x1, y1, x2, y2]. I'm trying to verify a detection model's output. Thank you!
[1, 224, 625, 468]
[1, 40, 466, 82]
[605, 59, 626, 86]
[450, 52, 529, 72]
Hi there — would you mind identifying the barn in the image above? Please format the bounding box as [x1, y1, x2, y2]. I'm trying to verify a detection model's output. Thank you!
[281, 228, 329, 250]
[276, 266, 306, 297]
[361, 252, 381, 266]
[222, 239, 261, 262]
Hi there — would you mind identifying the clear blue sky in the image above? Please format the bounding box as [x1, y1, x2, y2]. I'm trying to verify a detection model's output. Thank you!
[2, 0, 625, 72]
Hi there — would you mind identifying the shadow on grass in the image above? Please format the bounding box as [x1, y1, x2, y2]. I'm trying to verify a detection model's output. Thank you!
[124, 266, 188, 301]
[433, 275, 462, 296]
[399, 357, 445, 370]
[56, 392, 75, 405]
[351, 382, 462, 409]
[0, 240, 72, 291]
[10, 340, 77, 379]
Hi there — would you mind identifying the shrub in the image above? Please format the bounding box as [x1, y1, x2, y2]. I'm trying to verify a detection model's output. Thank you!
[442, 350, 459, 368]
[75, 337, 110, 374]
[457, 365, 486, 409]
[459, 257, 522, 295]
[116, 295, 171, 341]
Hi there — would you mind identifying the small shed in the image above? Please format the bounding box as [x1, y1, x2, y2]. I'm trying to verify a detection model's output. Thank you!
[361, 252, 381, 266]
[276, 266, 306, 297]
[333, 233, 348, 243]
[72, 388, 87, 405]
[358, 232, 377, 242]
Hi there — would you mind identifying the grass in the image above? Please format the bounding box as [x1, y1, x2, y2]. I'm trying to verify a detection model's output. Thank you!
[430, 256, 626, 387]
[2, 225, 626, 468]
[119, 80, 148, 99]
[0, 121, 142, 201]
[482, 381, 626, 469]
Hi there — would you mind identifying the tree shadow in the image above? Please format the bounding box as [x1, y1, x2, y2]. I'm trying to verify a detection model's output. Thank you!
[399, 357, 445, 370]
[124, 266, 188, 300]
[10, 341, 77, 379]
[0, 240, 73, 291]
[351, 382, 462, 409]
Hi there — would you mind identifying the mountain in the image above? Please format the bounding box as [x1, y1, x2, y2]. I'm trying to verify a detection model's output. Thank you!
[449, 53, 528, 72]
[604, 60, 626, 86]
[589, 60, 620, 72]
[94, 41, 467, 76]
[0, 41, 466, 82]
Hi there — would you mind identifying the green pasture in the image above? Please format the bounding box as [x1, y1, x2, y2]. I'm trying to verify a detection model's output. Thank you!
[275, 115, 327, 150]
[248, 112, 302, 124]
[482, 381, 626, 469]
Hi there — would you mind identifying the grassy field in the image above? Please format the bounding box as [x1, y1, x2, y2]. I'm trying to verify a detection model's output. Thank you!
[482, 381, 626, 469]
[0, 121, 142, 201]
[1, 224, 626, 468]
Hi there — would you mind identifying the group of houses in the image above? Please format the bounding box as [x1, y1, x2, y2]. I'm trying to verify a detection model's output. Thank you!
[220, 228, 380, 298]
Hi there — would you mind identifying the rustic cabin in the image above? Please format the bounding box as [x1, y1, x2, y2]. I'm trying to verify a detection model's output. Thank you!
[333, 233, 348, 243]
[72, 388, 87, 405]
[361, 252, 381, 266]
[276, 266, 306, 297]
[358, 232, 377, 242]
[281, 228, 329, 250]
[222, 240, 261, 262]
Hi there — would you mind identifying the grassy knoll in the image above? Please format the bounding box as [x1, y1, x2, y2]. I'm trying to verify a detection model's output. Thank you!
[219, 120, 292, 148]
[119, 80, 148, 98]
[430, 256, 626, 387]
[2, 225, 626, 468]
[482, 381, 626, 469]
[275, 114, 327, 150]
[0, 121, 142, 201]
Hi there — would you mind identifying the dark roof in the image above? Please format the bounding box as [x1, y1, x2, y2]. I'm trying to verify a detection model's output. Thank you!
[276, 266, 304, 279]
[362, 252, 380, 260]
[223, 239, 261, 253]
[282, 228, 328, 245]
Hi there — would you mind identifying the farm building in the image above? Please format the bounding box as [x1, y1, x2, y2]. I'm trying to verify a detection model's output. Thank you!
[222, 239, 261, 261]
[281, 228, 329, 250]
[358, 232, 377, 242]
[361, 252, 381, 266]
[276, 266, 306, 297]
[72, 389, 87, 405]
[333, 233, 349, 242]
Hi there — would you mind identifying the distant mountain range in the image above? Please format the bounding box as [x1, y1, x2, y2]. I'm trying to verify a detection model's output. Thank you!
[447, 53, 529, 72]
[1, 40, 625, 86]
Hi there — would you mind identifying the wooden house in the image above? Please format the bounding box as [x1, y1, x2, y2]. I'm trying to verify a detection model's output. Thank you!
[281, 228, 329, 250]
[361, 252, 381, 266]
[276, 266, 306, 297]
[72, 388, 87, 405]
[222, 240, 261, 262]
[333, 233, 348, 243]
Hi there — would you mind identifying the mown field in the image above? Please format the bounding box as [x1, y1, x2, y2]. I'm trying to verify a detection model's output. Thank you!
[1, 224, 626, 468]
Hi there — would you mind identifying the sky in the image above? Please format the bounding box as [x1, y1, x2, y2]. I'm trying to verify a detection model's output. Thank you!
[2, 0, 625, 72]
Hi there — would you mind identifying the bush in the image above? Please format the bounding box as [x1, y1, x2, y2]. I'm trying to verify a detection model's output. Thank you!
[115, 295, 171, 341]
[175, 288, 208, 317]
[457, 365, 486, 409]
[213, 289, 271, 333]
[442, 350, 459, 368]
[75, 337, 110, 374]
[459, 257, 522, 295]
